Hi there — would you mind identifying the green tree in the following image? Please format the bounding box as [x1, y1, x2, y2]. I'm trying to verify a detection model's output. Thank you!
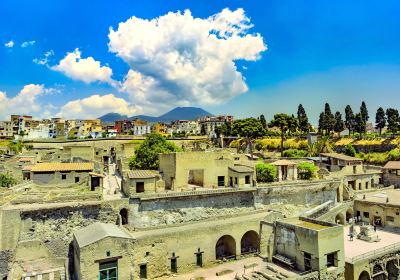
[288, 114, 298, 136]
[354, 113, 365, 135]
[356, 101, 369, 134]
[345, 105, 355, 135]
[0, 173, 17, 188]
[386, 108, 400, 133]
[375, 107, 386, 135]
[269, 114, 295, 156]
[255, 162, 276, 182]
[318, 112, 325, 135]
[231, 118, 266, 159]
[128, 134, 181, 169]
[200, 124, 206, 136]
[334, 111, 345, 136]
[259, 114, 267, 130]
[323, 103, 335, 135]
[344, 144, 356, 157]
[297, 104, 309, 137]
[297, 162, 318, 180]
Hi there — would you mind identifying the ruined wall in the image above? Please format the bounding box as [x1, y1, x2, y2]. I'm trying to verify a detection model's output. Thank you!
[256, 180, 339, 206]
[130, 191, 256, 228]
[17, 203, 120, 259]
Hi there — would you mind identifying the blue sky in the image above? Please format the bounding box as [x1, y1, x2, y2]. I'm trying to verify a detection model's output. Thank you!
[1, 0, 399, 123]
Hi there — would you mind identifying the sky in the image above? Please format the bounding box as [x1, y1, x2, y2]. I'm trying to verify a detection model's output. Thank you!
[1, 0, 400, 124]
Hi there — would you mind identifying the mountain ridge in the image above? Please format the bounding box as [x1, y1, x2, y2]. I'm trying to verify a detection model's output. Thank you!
[99, 107, 213, 123]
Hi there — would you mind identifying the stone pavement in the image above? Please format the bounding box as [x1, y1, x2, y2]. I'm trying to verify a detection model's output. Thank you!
[102, 163, 124, 200]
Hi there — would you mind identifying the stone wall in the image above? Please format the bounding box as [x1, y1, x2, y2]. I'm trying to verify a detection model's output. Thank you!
[130, 191, 256, 228]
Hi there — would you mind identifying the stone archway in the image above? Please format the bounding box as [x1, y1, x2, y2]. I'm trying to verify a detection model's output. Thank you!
[386, 260, 398, 280]
[335, 213, 345, 225]
[120, 208, 128, 225]
[216, 235, 236, 260]
[240, 230, 260, 254]
[346, 208, 354, 223]
[359, 271, 371, 280]
[372, 264, 386, 280]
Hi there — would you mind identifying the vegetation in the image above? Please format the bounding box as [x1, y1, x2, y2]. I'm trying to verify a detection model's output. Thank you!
[282, 149, 307, 158]
[269, 114, 297, 156]
[344, 144, 356, 157]
[297, 162, 318, 180]
[345, 105, 355, 135]
[8, 141, 31, 154]
[255, 162, 276, 182]
[297, 104, 310, 137]
[128, 134, 181, 170]
[0, 173, 17, 188]
[375, 107, 386, 135]
[231, 118, 266, 159]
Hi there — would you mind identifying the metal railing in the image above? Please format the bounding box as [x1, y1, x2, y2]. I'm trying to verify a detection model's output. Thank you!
[346, 242, 400, 263]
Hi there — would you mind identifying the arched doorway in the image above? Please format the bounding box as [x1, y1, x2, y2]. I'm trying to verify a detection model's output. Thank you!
[346, 208, 354, 223]
[120, 208, 128, 225]
[216, 235, 236, 260]
[335, 213, 345, 225]
[359, 271, 370, 280]
[387, 260, 398, 280]
[241, 230, 260, 254]
[372, 264, 385, 280]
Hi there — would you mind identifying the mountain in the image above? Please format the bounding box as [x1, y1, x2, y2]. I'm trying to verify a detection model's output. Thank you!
[99, 107, 213, 123]
[131, 107, 213, 123]
[98, 113, 128, 123]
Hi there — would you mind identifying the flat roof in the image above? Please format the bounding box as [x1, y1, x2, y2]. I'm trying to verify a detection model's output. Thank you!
[271, 159, 297, 166]
[229, 165, 254, 173]
[320, 153, 362, 162]
[355, 189, 400, 206]
[344, 225, 400, 262]
[31, 162, 94, 172]
[279, 217, 334, 231]
[127, 170, 156, 179]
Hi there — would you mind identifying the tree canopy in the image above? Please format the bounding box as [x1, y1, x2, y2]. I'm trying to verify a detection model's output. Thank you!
[231, 118, 266, 158]
[334, 111, 345, 135]
[386, 108, 400, 133]
[0, 173, 17, 188]
[374, 107, 386, 135]
[297, 104, 309, 136]
[128, 134, 181, 170]
[345, 105, 355, 135]
[269, 113, 296, 156]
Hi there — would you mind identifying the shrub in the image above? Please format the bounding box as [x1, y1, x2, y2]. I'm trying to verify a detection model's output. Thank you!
[297, 162, 318, 180]
[0, 173, 17, 188]
[256, 162, 276, 183]
[344, 144, 356, 157]
[282, 149, 307, 158]
[388, 148, 400, 161]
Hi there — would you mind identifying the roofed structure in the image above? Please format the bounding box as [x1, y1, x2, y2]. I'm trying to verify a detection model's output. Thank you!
[30, 162, 94, 172]
[320, 153, 361, 162]
[271, 159, 297, 166]
[228, 165, 254, 173]
[74, 222, 134, 248]
[126, 170, 157, 179]
[383, 161, 400, 170]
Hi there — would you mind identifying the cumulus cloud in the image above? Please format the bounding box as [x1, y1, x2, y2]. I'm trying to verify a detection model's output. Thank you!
[52, 48, 116, 85]
[0, 84, 50, 119]
[21, 40, 36, 48]
[57, 94, 140, 119]
[33, 50, 55, 66]
[4, 40, 14, 48]
[108, 8, 266, 107]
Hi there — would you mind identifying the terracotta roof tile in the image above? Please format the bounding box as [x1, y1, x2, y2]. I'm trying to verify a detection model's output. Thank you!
[31, 162, 94, 172]
[127, 170, 156, 179]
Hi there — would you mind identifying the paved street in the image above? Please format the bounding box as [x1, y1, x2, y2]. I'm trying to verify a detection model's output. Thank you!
[102, 163, 124, 200]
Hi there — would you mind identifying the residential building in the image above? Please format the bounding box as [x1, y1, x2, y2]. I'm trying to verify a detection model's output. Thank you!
[172, 120, 200, 135]
[198, 115, 234, 137]
[0, 121, 13, 138]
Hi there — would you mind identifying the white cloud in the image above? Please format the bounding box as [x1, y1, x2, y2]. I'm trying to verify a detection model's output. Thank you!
[57, 94, 141, 119]
[21, 40, 36, 48]
[52, 48, 116, 85]
[0, 84, 48, 120]
[108, 8, 266, 107]
[33, 50, 55, 66]
[4, 40, 14, 48]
